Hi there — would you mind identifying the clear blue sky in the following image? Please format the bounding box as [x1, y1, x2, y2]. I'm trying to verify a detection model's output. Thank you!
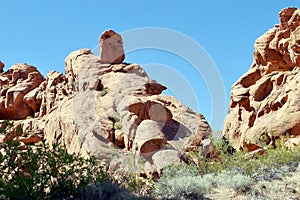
[0, 1, 299, 131]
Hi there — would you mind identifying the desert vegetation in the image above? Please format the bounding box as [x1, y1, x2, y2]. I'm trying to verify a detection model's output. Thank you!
[0, 120, 136, 200]
[155, 136, 300, 199]
[1, 121, 300, 200]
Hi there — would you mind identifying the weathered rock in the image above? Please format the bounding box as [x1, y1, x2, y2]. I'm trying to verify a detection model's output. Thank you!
[44, 95, 112, 156]
[24, 87, 42, 116]
[201, 138, 220, 159]
[99, 30, 125, 64]
[38, 71, 69, 116]
[284, 137, 300, 150]
[0, 64, 44, 119]
[0, 61, 4, 73]
[0, 118, 44, 144]
[141, 82, 167, 95]
[223, 7, 300, 150]
[135, 120, 167, 157]
[0, 30, 211, 176]
[128, 100, 173, 122]
[44, 47, 211, 173]
[151, 149, 182, 172]
[19, 134, 43, 145]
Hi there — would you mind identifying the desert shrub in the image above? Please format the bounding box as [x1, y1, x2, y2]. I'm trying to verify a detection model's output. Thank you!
[0, 136, 109, 199]
[214, 171, 252, 192]
[224, 139, 300, 181]
[156, 175, 210, 199]
[110, 151, 155, 197]
[114, 122, 123, 130]
[186, 136, 300, 178]
[160, 164, 199, 178]
[156, 136, 300, 199]
[98, 88, 108, 97]
[115, 172, 155, 198]
[107, 113, 120, 122]
[156, 167, 252, 199]
[77, 181, 138, 200]
[247, 143, 300, 181]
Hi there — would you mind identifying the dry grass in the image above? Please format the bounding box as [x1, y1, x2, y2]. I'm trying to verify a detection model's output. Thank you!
[206, 164, 300, 200]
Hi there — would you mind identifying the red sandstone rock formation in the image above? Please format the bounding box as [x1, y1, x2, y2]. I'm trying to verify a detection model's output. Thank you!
[99, 30, 125, 64]
[223, 7, 300, 151]
[0, 30, 211, 175]
[0, 64, 44, 119]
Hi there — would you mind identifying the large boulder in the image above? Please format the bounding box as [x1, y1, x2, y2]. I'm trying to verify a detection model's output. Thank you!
[223, 7, 300, 151]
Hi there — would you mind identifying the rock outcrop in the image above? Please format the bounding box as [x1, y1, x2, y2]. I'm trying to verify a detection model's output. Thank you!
[0, 30, 211, 175]
[44, 48, 211, 174]
[223, 7, 300, 151]
[99, 30, 125, 64]
[0, 64, 44, 119]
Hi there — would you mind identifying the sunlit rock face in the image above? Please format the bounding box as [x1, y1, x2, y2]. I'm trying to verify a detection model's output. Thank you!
[223, 7, 300, 151]
[0, 30, 212, 175]
[0, 63, 44, 119]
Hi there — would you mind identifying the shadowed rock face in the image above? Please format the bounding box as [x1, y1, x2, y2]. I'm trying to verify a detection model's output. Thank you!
[0, 30, 212, 175]
[223, 7, 300, 151]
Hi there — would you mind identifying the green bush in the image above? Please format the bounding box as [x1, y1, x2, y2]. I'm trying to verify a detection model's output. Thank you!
[114, 122, 123, 130]
[0, 121, 152, 199]
[0, 138, 109, 199]
[98, 88, 108, 97]
[185, 136, 300, 178]
[155, 136, 300, 199]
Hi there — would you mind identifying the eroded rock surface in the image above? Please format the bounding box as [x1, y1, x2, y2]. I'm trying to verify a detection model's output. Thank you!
[0, 64, 44, 119]
[99, 30, 125, 64]
[223, 7, 300, 151]
[0, 30, 211, 175]
[44, 49, 211, 174]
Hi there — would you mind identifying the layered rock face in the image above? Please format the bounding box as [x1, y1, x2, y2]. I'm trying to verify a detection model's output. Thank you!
[223, 7, 300, 150]
[0, 30, 211, 174]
